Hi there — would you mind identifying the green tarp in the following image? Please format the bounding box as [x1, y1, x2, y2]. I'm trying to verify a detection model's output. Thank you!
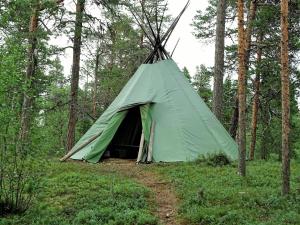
[69, 59, 238, 163]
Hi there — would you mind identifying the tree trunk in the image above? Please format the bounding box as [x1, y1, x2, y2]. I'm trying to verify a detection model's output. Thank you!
[92, 49, 100, 118]
[244, 0, 257, 70]
[237, 0, 246, 176]
[249, 33, 263, 160]
[19, 3, 40, 147]
[229, 97, 239, 139]
[260, 103, 270, 160]
[212, 0, 226, 121]
[280, 0, 290, 195]
[66, 0, 85, 152]
[229, 0, 257, 139]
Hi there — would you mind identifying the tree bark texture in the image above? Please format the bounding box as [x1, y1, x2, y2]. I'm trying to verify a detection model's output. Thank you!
[280, 0, 290, 195]
[93, 50, 100, 118]
[244, 0, 257, 70]
[66, 0, 85, 152]
[229, 97, 239, 139]
[229, 0, 257, 139]
[237, 0, 246, 176]
[19, 3, 40, 147]
[249, 33, 263, 160]
[212, 0, 226, 121]
[260, 102, 270, 160]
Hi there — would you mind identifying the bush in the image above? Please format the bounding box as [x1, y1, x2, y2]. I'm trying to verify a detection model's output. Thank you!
[196, 153, 231, 167]
[0, 145, 43, 216]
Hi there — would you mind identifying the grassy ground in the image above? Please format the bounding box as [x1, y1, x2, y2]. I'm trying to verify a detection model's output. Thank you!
[0, 161, 158, 225]
[153, 160, 300, 225]
[0, 159, 299, 225]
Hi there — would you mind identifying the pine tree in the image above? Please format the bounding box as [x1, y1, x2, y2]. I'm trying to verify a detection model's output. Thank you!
[212, 0, 226, 121]
[237, 0, 246, 176]
[66, 0, 85, 152]
[280, 0, 290, 195]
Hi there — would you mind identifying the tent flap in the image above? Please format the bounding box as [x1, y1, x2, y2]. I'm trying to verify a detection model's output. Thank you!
[140, 104, 152, 143]
[83, 111, 128, 163]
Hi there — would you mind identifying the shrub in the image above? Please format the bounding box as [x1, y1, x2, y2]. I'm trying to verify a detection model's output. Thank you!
[0, 144, 43, 216]
[196, 153, 231, 167]
[297, 176, 300, 195]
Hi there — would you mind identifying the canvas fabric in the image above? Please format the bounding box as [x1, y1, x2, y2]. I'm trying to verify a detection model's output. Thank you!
[70, 59, 238, 163]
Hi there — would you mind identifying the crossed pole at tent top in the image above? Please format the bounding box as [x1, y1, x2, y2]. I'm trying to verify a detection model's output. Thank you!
[129, 0, 190, 64]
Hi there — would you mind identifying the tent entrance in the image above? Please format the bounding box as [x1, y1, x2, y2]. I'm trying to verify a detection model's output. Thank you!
[103, 107, 142, 159]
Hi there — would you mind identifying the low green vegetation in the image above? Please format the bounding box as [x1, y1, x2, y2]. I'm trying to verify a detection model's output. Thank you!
[154, 160, 300, 225]
[0, 162, 158, 225]
[1, 159, 299, 225]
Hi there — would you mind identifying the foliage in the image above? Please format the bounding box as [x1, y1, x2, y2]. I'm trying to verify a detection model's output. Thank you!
[0, 0, 300, 221]
[0, 162, 158, 225]
[182, 66, 192, 83]
[196, 153, 231, 167]
[193, 65, 213, 106]
[222, 77, 237, 130]
[192, 0, 300, 161]
[192, 0, 236, 42]
[0, 0, 67, 216]
[0, 150, 43, 216]
[154, 161, 300, 225]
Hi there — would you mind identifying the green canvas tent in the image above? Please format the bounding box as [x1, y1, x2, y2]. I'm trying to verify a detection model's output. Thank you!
[61, 1, 238, 163]
[62, 59, 238, 163]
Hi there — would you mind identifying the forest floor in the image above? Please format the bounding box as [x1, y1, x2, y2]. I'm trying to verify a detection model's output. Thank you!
[100, 159, 180, 225]
[0, 158, 300, 225]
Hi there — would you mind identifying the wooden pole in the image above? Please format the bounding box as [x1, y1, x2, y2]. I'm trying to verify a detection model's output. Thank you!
[60, 132, 101, 161]
[137, 131, 145, 163]
[147, 122, 155, 162]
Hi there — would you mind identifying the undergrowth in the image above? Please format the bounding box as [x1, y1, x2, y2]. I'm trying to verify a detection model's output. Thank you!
[154, 160, 300, 225]
[195, 153, 231, 167]
[0, 161, 158, 225]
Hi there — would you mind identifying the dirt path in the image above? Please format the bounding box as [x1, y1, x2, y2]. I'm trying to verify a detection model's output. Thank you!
[101, 159, 180, 225]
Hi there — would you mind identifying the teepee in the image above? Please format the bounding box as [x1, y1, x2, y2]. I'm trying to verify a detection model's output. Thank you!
[61, 1, 238, 163]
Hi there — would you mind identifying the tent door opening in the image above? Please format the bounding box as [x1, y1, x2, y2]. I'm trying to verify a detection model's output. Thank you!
[103, 107, 142, 159]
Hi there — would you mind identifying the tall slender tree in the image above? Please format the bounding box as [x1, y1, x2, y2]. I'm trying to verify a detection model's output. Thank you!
[92, 49, 100, 118]
[237, 0, 246, 176]
[19, 2, 40, 147]
[19, 0, 64, 148]
[66, 0, 85, 152]
[249, 32, 263, 160]
[280, 0, 290, 195]
[229, 0, 257, 139]
[212, 0, 226, 121]
[244, 0, 257, 69]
